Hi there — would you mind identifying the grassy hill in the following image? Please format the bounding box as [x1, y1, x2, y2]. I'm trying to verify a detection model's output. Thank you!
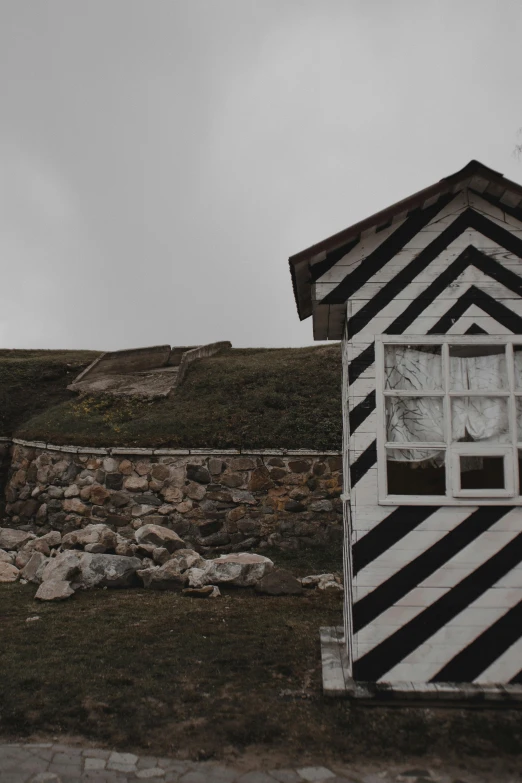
[13, 345, 342, 450]
[0, 349, 99, 438]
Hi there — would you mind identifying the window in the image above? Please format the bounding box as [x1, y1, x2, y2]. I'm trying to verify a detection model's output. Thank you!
[376, 337, 522, 504]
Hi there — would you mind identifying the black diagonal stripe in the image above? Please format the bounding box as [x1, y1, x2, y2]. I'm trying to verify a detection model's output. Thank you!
[428, 286, 522, 334]
[465, 323, 488, 334]
[353, 523, 522, 683]
[346, 209, 522, 337]
[382, 245, 522, 335]
[348, 343, 375, 385]
[472, 188, 522, 228]
[323, 193, 457, 305]
[431, 599, 522, 683]
[353, 506, 510, 633]
[353, 506, 438, 576]
[509, 670, 522, 684]
[349, 391, 376, 435]
[311, 237, 360, 282]
[350, 441, 376, 487]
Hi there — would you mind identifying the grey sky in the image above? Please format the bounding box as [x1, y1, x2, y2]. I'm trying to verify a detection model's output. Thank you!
[1, 0, 521, 350]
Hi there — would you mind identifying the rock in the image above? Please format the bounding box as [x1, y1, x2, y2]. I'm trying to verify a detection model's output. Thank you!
[161, 485, 183, 503]
[208, 458, 224, 475]
[21, 552, 48, 584]
[186, 464, 211, 484]
[135, 461, 150, 476]
[124, 475, 149, 492]
[285, 500, 305, 512]
[36, 503, 48, 523]
[103, 457, 119, 473]
[63, 498, 88, 515]
[220, 472, 245, 488]
[119, 459, 133, 475]
[135, 523, 185, 552]
[0, 562, 19, 582]
[138, 560, 189, 590]
[288, 460, 311, 473]
[40, 530, 61, 548]
[61, 523, 118, 551]
[136, 543, 157, 558]
[41, 551, 82, 583]
[25, 538, 51, 556]
[175, 500, 193, 513]
[185, 481, 206, 500]
[169, 548, 205, 571]
[230, 489, 256, 505]
[72, 553, 142, 589]
[188, 552, 274, 588]
[255, 569, 303, 595]
[318, 580, 343, 592]
[248, 467, 274, 492]
[85, 543, 108, 554]
[47, 485, 64, 499]
[133, 493, 162, 507]
[300, 573, 336, 588]
[90, 484, 111, 505]
[35, 580, 75, 601]
[309, 500, 333, 512]
[64, 484, 80, 498]
[110, 490, 130, 507]
[152, 546, 171, 565]
[0, 548, 14, 564]
[15, 549, 34, 570]
[115, 538, 137, 557]
[269, 467, 287, 481]
[230, 457, 256, 471]
[0, 527, 36, 551]
[151, 463, 170, 481]
[183, 585, 220, 598]
[106, 473, 123, 490]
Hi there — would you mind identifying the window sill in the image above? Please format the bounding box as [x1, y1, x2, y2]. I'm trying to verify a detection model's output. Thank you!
[379, 496, 521, 506]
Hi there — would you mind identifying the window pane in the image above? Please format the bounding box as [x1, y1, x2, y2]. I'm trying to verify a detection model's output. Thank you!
[386, 397, 444, 443]
[514, 347, 522, 389]
[451, 397, 509, 443]
[459, 455, 505, 490]
[385, 345, 442, 390]
[449, 345, 507, 391]
[386, 448, 446, 495]
[517, 399, 522, 442]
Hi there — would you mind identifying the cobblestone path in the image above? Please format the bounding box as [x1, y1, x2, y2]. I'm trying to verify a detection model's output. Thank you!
[0, 742, 520, 783]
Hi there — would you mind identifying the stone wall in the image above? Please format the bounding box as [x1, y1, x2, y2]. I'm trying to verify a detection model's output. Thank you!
[4, 443, 342, 553]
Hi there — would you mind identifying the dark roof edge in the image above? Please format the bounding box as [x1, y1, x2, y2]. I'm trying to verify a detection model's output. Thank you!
[288, 159, 522, 321]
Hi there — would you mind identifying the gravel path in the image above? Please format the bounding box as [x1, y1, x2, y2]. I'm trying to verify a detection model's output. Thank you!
[0, 742, 521, 783]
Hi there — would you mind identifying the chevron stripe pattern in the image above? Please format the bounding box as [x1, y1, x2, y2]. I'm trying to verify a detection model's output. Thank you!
[332, 188, 522, 685]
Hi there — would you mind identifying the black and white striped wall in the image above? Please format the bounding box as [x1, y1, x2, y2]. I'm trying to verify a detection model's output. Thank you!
[328, 188, 522, 688]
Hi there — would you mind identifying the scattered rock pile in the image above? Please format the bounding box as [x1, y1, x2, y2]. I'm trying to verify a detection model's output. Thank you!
[0, 524, 342, 602]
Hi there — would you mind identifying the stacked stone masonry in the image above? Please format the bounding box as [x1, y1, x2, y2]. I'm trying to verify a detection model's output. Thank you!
[5, 445, 343, 554]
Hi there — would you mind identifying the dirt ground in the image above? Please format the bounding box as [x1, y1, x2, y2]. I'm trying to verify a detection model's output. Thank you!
[1, 580, 522, 775]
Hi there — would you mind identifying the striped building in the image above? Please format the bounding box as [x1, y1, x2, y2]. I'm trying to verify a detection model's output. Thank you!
[289, 160, 522, 697]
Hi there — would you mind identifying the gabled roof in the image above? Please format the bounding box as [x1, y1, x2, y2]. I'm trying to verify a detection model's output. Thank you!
[289, 160, 522, 325]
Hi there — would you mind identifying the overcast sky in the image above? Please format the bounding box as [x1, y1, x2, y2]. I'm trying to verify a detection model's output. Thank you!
[1, 0, 522, 350]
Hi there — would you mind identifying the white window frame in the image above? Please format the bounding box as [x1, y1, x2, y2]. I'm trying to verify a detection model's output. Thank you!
[376, 335, 522, 506]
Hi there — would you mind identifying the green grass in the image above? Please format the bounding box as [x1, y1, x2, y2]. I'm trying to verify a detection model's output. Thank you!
[0, 350, 99, 437]
[1, 580, 522, 765]
[16, 346, 343, 450]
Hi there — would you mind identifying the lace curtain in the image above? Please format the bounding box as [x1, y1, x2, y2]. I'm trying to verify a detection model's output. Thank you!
[385, 347, 521, 463]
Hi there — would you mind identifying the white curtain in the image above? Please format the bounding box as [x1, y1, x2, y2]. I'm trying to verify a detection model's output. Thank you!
[386, 347, 514, 462]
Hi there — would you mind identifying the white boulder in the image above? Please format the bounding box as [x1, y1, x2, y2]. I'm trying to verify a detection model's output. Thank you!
[187, 552, 274, 588]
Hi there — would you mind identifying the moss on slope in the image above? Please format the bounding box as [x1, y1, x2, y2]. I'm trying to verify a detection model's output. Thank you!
[16, 346, 342, 450]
